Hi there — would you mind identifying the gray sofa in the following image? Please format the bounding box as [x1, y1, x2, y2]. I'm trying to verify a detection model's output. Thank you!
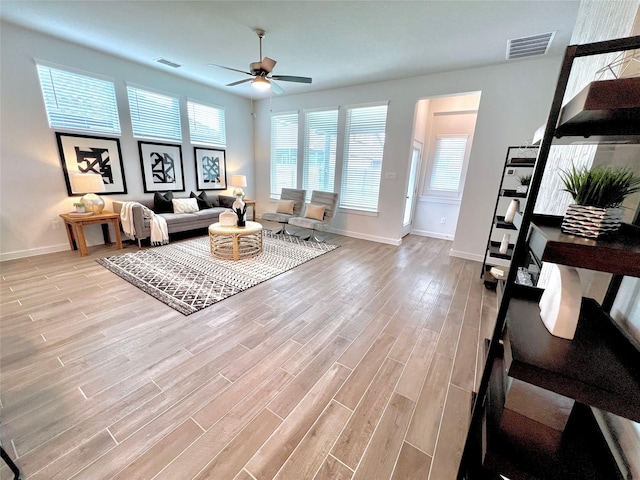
[112, 194, 237, 245]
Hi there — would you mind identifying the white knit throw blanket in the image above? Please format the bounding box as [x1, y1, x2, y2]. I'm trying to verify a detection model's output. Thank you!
[120, 202, 169, 246]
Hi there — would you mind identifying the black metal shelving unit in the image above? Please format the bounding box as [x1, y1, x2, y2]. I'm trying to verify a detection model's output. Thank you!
[458, 35, 640, 480]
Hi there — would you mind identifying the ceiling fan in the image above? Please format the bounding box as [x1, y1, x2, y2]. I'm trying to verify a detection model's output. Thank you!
[209, 29, 312, 94]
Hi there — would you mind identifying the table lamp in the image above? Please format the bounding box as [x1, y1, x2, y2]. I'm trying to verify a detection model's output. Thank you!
[71, 173, 106, 213]
[230, 175, 247, 198]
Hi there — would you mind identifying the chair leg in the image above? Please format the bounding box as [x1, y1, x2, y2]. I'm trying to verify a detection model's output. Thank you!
[1, 446, 21, 480]
[310, 230, 327, 242]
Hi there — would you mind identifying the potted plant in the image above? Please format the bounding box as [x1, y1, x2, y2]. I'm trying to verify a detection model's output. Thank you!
[516, 173, 532, 194]
[73, 202, 86, 213]
[559, 164, 640, 238]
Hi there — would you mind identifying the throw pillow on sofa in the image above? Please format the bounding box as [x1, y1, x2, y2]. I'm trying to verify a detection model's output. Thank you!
[190, 191, 213, 209]
[172, 198, 199, 214]
[154, 191, 174, 213]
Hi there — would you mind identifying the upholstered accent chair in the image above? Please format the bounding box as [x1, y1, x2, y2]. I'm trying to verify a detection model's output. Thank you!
[262, 188, 306, 232]
[287, 190, 339, 242]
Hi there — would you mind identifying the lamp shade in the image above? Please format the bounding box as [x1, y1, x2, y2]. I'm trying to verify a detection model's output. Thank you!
[71, 173, 106, 193]
[230, 175, 247, 188]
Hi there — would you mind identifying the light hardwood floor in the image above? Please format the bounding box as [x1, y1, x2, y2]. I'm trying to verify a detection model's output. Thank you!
[0, 230, 496, 479]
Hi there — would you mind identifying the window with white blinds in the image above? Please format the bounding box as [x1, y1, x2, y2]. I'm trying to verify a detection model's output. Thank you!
[429, 136, 468, 193]
[127, 86, 181, 140]
[270, 113, 299, 197]
[36, 64, 121, 134]
[340, 104, 388, 211]
[187, 100, 226, 146]
[303, 109, 338, 195]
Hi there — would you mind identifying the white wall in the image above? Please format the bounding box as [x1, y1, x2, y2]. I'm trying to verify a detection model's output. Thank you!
[0, 22, 254, 260]
[254, 57, 561, 253]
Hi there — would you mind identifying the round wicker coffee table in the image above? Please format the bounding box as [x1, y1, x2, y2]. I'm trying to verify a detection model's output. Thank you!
[208, 221, 263, 261]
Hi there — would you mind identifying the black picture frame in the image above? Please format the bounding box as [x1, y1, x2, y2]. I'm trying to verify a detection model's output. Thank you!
[138, 141, 185, 192]
[194, 147, 227, 190]
[56, 132, 127, 196]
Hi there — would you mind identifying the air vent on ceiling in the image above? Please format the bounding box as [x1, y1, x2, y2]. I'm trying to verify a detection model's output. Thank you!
[155, 57, 182, 69]
[506, 32, 555, 60]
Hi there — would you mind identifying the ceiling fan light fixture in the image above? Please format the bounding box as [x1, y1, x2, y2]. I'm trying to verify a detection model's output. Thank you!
[252, 76, 271, 91]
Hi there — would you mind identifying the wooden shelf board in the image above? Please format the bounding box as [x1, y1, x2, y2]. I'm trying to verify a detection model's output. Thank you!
[528, 215, 640, 277]
[488, 241, 514, 260]
[495, 215, 517, 230]
[500, 189, 528, 198]
[483, 349, 625, 480]
[555, 78, 640, 140]
[502, 285, 640, 423]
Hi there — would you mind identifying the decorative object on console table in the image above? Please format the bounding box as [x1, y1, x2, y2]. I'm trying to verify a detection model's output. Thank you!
[71, 173, 106, 213]
[194, 147, 226, 190]
[138, 141, 184, 192]
[559, 163, 640, 238]
[56, 132, 127, 195]
[230, 174, 247, 198]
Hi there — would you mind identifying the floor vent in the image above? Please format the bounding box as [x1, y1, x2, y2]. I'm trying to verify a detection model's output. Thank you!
[507, 32, 555, 60]
[155, 57, 182, 68]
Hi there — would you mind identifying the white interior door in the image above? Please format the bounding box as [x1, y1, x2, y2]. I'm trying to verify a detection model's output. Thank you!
[402, 141, 422, 236]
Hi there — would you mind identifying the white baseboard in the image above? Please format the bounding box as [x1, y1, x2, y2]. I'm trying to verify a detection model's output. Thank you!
[329, 228, 401, 246]
[410, 229, 454, 241]
[1, 243, 69, 262]
[449, 249, 484, 262]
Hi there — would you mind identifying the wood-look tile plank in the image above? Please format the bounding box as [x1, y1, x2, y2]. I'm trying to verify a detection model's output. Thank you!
[273, 400, 351, 480]
[450, 325, 479, 392]
[193, 408, 282, 480]
[313, 455, 354, 480]
[428, 384, 472, 479]
[111, 418, 205, 479]
[332, 357, 404, 469]
[405, 353, 454, 455]
[394, 328, 439, 401]
[246, 363, 351, 480]
[337, 312, 391, 369]
[391, 442, 432, 480]
[352, 393, 415, 480]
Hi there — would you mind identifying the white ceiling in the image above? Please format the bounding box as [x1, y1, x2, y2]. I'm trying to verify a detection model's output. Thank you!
[0, 1, 581, 98]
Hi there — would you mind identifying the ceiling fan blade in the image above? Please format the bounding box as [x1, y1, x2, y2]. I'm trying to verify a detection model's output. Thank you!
[226, 78, 253, 87]
[261, 57, 277, 73]
[208, 63, 252, 75]
[269, 80, 285, 95]
[271, 75, 312, 84]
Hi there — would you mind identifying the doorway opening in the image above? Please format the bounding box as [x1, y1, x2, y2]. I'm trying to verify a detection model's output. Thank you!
[402, 92, 481, 239]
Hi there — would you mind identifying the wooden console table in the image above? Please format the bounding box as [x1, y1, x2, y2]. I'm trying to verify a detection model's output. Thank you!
[243, 199, 256, 221]
[60, 211, 123, 257]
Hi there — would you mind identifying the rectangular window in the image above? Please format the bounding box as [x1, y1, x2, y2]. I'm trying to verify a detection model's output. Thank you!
[270, 112, 299, 197]
[429, 136, 468, 193]
[340, 104, 388, 211]
[36, 64, 120, 134]
[127, 86, 181, 141]
[303, 109, 338, 195]
[187, 100, 226, 146]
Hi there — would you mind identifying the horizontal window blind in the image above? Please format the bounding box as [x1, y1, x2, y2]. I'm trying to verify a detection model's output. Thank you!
[127, 86, 181, 140]
[188, 100, 226, 146]
[303, 109, 338, 196]
[36, 64, 120, 134]
[340, 104, 388, 211]
[429, 136, 468, 192]
[270, 113, 299, 197]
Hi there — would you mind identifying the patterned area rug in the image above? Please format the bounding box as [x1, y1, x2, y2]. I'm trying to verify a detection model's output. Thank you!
[97, 233, 339, 315]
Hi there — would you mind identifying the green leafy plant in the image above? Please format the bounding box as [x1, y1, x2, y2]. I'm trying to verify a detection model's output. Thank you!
[559, 164, 640, 209]
[73, 202, 85, 207]
[517, 173, 532, 186]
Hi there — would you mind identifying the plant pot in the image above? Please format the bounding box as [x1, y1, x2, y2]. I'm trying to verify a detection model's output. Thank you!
[561, 204, 623, 238]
